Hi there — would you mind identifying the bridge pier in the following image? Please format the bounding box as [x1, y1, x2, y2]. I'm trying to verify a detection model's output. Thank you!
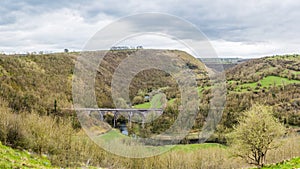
[142, 117, 145, 128]
[128, 112, 133, 128]
[99, 111, 104, 121]
[113, 111, 120, 128]
[113, 113, 116, 128]
[86, 110, 91, 116]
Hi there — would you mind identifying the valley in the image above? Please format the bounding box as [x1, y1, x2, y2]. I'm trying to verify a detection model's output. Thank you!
[0, 50, 299, 168]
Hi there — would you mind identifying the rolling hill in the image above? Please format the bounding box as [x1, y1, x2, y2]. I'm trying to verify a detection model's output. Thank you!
[0, 50, 207, 114]
[0, 51, 299, 168]
[224, 55, 300, 126]
[0, 52, 299, 133]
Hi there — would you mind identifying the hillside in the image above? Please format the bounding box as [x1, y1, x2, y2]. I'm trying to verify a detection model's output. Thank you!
[0, 52, 299, 168]
[0, 53, 75, 114]
[0, 52, 299, 134]
[0, 50, 207, 114]
[227, 55, 300, 83]
[222, 55, 300, 128]
[0, 50, 209, 136]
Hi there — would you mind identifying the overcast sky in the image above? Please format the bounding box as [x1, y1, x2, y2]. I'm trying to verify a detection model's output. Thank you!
[0, 0, 300, 58]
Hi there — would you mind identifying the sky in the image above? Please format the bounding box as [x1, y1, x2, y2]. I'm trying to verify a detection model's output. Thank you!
[0, 0, 300, 58]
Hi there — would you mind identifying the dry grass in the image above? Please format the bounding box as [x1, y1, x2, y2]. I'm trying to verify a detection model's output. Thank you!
[0, 98, 107, 167]
[266, 134, 300, 164]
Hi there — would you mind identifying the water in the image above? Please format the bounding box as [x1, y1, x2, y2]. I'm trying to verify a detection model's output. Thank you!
[119, 123, 128, 135]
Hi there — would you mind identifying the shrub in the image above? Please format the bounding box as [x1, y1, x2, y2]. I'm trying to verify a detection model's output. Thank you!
[0, 98, 107, 167]
[228, 104, 286, 167]
[132, 96, 144, 105]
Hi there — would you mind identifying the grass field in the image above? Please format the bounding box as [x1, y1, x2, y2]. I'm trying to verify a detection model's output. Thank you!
[134, 93, 177, 109]
[133, 102, 151, 108]
[168, 143, 225, 152]
[0, 142, 53, 169]
[231, 75, 300, 92]
[98, 129, 128, 141]
[98, 129, 225, 153]
[134, 93, 164, 109]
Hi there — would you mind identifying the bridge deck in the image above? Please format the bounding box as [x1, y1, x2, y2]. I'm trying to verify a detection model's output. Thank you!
[65, 108, 163, 128]
[71, 108, 163, 112]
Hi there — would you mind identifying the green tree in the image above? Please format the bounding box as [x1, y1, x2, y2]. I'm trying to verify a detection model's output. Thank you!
[228, 104, 285, 167]
[132, 96, 144, 105]
[115, 98, 129, 108]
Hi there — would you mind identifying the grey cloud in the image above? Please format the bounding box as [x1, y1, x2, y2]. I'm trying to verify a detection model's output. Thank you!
[0, 0, 300, 57]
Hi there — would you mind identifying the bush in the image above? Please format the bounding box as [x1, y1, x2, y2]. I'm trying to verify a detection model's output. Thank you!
[132, 96, 144, 105]
[0, 98, 107, 167]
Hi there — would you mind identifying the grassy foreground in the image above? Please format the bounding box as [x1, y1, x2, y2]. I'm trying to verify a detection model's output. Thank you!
[0, 142, 53, 169]
[0, 141, 105, 169]
[256, 157, 300, 169]
[1, 129, 300, 169]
